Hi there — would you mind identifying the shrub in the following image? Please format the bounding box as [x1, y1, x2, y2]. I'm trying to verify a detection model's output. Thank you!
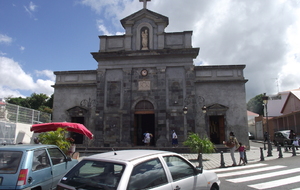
[38, 128, 71, 154]
[183, 133, 215, 154]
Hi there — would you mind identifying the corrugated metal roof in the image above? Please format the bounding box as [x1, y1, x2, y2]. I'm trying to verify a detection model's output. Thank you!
[247, 110, 259, 116]
[291, 90, 300, 100]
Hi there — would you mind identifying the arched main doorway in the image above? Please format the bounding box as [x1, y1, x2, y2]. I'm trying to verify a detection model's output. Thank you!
[134, 100, 155, 146]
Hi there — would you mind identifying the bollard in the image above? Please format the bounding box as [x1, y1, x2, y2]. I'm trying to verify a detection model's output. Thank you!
[292, 144, 297, 156]
[267, 140, 273, 157]
[277, 144, 280, 151]
[220, 151, 226, 168]
[198, 153, 203, 168]
[260, 147, 265, 161]
[244, 150, 248, 164]
[278, 145, 283, 158]
[264, 142, 266, 150]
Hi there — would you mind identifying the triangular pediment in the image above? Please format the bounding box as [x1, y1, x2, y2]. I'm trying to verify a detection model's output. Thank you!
[121, 9, 168, 28]
[207, 104, 229, 111]
[66, 106, 88, 117]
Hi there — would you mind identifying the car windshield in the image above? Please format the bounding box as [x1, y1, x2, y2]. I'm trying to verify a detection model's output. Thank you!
[281, 132, 290, 138]
[60, 160, 125, 190]
[0, 151, 23, 174]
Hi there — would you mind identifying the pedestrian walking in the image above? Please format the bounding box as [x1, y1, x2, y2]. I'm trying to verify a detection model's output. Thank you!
[289, 129, 298, 150]
[223, 131, 239, 166]
[237, 142, 246, 165]
[172, 130, 178, 147]
[264, 131, 269, 142]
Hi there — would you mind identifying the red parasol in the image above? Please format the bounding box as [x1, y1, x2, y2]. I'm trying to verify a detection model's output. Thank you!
[31, 122, 93, 139]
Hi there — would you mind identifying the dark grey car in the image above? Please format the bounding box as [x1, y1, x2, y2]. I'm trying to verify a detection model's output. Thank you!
[273, 130, 291, 146]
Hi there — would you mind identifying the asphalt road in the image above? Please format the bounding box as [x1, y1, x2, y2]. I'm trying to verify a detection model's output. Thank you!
[210, 150, 300, 190]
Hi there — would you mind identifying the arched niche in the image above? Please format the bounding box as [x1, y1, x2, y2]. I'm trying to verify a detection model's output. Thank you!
[136, 23, 153, 50]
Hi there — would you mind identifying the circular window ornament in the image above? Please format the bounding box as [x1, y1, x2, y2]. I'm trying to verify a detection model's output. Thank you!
[141, 69, 148, 76]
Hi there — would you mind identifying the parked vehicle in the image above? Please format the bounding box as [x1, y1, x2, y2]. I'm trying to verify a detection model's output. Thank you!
[57, 149, 220, 190]
[248, 132, 255, 140]
[0, 144, 78, 190]
[273, 130, 292, 146]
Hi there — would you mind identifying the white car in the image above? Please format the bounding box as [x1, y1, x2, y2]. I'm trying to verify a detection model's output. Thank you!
[57, 150, 220, 190]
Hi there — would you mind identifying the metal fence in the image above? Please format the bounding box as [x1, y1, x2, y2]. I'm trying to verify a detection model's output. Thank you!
[0, 102, 51, 124]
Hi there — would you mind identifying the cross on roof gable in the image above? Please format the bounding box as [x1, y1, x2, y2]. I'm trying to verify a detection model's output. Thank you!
[139, 0, 151, 9]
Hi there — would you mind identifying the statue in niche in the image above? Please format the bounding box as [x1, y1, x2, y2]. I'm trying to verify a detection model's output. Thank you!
[141, 29, 149, 50]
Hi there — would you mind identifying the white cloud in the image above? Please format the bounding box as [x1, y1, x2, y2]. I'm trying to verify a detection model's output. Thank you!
[0, 51, 7, 56]
[24, 1, 38, 20]
[76, 0, 300, 100]
[0, 34, 12, 44]
[35, 70, 56, 81]
[0, 56, 54, 98]
[29, 1, 37, 12]
[96, 19, 113, 35]
[20, 46, 25, 51]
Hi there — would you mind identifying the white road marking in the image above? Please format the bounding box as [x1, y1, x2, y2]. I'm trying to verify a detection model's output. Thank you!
[216, 165, 286, 178]
[209, 163, 267, 173]
[248, 175, 300, 189]
[227, 168, 300, 183]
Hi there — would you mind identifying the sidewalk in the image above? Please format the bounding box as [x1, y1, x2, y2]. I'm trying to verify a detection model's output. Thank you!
[77, 141, 299, 170]
[182, 142, 300, 170]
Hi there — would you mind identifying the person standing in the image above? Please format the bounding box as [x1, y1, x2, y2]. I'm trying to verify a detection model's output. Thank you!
[237, 142, 246, 166]
[172, 130, 178, 147]
[224, 131, 239, 166]
[143, 131, 152, 146]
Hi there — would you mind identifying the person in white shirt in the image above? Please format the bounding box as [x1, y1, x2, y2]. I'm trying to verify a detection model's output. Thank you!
[143, 131, 152, 146]
[172, 130, 178, 147]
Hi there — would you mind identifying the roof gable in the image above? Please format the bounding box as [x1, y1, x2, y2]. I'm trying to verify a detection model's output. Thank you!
[281, 91, 300, 114]
[121, 9, 169, 28]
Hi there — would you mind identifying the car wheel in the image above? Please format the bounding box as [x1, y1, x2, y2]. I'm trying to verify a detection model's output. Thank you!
[210, 184, 219, 190]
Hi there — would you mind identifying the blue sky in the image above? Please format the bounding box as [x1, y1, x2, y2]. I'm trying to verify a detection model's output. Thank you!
[0, 0, 300, 101]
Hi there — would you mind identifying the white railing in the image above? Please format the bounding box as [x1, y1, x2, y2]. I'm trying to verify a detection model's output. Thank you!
[0, 102, 51, 124]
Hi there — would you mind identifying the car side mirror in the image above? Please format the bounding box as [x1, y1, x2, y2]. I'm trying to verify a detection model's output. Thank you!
[65, 157, 72, 162]
[195, 166, 203, 174]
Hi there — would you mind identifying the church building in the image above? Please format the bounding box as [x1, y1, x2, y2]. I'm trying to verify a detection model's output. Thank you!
[52, 0, 248, 148]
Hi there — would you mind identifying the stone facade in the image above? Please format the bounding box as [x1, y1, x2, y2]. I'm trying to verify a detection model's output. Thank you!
[52, 7, 248, 148]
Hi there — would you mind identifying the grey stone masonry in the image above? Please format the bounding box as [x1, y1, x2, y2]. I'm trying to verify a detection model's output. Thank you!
[52, 6, 248, 149]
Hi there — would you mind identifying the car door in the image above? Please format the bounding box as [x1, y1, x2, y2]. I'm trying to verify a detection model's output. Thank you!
[163, 155, 207, 190]
[29, 149, 52, 189]
[127, 158, 172, 190]
[47, 147, 70, 187]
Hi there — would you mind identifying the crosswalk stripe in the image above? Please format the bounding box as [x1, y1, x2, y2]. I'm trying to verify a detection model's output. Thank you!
[248, 175, 300, 189]
[217, 165, 286, 178]
[227, 168, 300, 183]
[209, 163, 267, 173]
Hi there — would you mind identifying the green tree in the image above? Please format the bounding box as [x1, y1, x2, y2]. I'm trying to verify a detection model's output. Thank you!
[6, 96, 30, 108]
[5, 93, 53, 116]
[247, 94, 264, 115]
[38, 128, 71, 154]
[183, 133, 215, 154]
[28, 93, 49, 110]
